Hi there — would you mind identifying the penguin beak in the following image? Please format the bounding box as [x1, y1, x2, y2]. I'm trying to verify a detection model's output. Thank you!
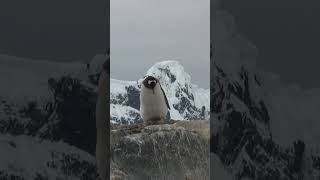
[148, 80, 156, 86]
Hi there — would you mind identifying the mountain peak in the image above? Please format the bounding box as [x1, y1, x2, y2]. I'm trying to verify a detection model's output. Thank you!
[146, 60, 191, 87]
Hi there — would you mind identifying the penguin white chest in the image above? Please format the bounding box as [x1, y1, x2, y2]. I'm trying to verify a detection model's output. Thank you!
[140, 84, 168, 121]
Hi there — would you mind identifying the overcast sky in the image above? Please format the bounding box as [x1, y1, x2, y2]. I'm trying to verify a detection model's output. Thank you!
[110, 0, 210, 88]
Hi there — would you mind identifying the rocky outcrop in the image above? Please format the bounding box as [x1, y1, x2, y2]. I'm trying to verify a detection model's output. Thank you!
[111, 120, 210, 180]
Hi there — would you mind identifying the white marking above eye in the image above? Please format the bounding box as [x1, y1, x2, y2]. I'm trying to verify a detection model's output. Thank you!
[148, 80, 156, 85]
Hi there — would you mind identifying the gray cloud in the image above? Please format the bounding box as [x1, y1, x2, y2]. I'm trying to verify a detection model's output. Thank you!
[110, 0, 210, 88]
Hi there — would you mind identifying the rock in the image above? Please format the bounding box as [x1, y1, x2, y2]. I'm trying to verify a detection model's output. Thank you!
[111, 167, 128, 180]
[173, 120, 210, 141]
[110, 121, 209, 180]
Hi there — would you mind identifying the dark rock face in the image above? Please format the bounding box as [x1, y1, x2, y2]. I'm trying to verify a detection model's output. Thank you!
[111, 85, 141, 110]
[210, 63, 317, 179]
[125, 86, 140, 110]
[158, 67, 176, 83]
[111, 94, 126, 105]
[48, 76, 97, 155]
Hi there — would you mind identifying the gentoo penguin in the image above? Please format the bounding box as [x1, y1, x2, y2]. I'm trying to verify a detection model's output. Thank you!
[140, 76, 170, 125]
[95, 49, 109, 180]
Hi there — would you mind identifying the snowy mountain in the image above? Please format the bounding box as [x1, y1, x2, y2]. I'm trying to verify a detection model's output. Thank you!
[110, 60, 210, 125]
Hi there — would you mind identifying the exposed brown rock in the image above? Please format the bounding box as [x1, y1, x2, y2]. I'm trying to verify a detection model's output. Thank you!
[110, 120, 209, 180]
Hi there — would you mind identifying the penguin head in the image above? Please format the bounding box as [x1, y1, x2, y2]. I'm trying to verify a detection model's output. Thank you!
[142, 76, 158, 89]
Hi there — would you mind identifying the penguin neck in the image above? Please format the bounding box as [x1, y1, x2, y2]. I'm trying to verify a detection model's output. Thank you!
[151, 83, 158, 94]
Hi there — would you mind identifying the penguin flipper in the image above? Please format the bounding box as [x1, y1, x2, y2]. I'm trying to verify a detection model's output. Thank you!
[160, 84, 170, 110]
